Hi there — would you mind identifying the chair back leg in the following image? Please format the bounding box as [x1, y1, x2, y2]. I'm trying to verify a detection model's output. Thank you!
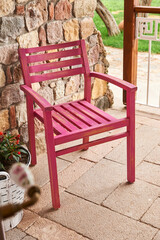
[127, 91, 135, 183]
[26, 96, 37, 166]
[44, 110, 60, 209]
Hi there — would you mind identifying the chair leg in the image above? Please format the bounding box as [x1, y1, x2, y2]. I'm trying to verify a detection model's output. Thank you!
[26, 97, 37, 166]
[83, 136, 89, 151]
[44, 110, 60, 209]
[127, 91, 135, 183]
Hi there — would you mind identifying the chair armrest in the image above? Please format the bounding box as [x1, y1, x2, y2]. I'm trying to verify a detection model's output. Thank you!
[90, 72, 137, 92]
[20, 85, 53, 111]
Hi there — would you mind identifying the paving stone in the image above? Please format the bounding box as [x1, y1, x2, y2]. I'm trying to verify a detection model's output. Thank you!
[141, 198, 160, 228]
[137, 161, 160, 186]
[17, 210, 39, 231]
[58, 159, 94, 188]
[136, 115, 160, 129]
[103, 179, 160, 220]
[106, 125, 160, 166]
[26, 217, 88, 240]
[6, 228, 26, 240]
[153, 231, 160, 240]
[40, 192, 157, 240]
[28, 182, 64, 213]
[22, 236, 37, 240]
[31, 153, 70, 187]
[145, 146, 160, 165]
[67, 159, 126, 204]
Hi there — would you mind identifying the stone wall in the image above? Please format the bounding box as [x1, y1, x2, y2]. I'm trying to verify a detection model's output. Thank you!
[0, 0, 113, 154]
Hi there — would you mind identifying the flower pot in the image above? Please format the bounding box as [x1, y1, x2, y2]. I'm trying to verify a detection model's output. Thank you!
[0, 147, 31, 231]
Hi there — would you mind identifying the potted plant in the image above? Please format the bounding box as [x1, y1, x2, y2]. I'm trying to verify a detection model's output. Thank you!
[0, 131, 31, 231]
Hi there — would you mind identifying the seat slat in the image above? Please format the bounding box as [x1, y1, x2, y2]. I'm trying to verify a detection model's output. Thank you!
[27, 48, 82, 63]
[55, 118, 129, 145]
[25, 40, 81, 54]
[54, 105, 89, 129]
[52, 110, 79, 132]
[62, 104, 98, 126]
[71, 102, 108, 124]
[80, 100, 116, 122]
[30, 67, 85, 83]
[29, 58, 83, 73]
[34, 109, 68, 135]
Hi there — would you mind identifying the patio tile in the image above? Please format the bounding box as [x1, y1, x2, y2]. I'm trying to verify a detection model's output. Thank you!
[67, 159, 126, 204]
[26, 217, 89, 240]
[153, 231, 160, 240]
[137, 161, 160, 186]
[80, 148, 104, 162]
[6, 228, 26, 240]
[22, 236, 37, 240]
[28, 183, 64, 213]
[141, 198, 160, 229]
[103, 180, 159, 220]
[30, 153, 70, 187]
[136, 115, 160, 129]
[40, 192, 157, 240]
[58, 159, 94, 188]
[106, 125, 160, 166]
[17, 210, 39, 231]
[144, 146, 160, 165]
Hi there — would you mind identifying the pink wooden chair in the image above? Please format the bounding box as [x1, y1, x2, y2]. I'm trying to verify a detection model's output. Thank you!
[19, 40, 137, 209]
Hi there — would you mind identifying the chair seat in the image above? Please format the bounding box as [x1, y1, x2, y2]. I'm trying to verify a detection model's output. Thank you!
[34, 100, 128, 145]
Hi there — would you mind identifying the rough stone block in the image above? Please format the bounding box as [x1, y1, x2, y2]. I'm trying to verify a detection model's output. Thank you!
[92, 78, 107, 100]
[0, 65, 6, 87]
[0, 43, 18, 65]
[10, 105, 17, 129]
[40, 192, 157, 240]
[20, 123, 29, 144]
[80, 17, 94, 39]
[47, 21, 63, 44]
[16, 0, 28, 3]
[1, 84, 21, 108]
[88, 45, 99, 66]
[53, 80, 65, 100]
[16, 102, 27, 127]
[55, 0, 72, 20]
[13, 63, 23, 83]
[0, 16, 25, 40]
[38, 26, 47, 46]
[74, 0, 97, 18]
[89, 34, 98, 47]
[17, 30, 39, 48]
[63, 19, 79, 42]
[37, 86, 54, 105]
[15, 5, 25, 15]
[65, 75, 80, 95]
[48, 2, 54, 20]
[0, 0, 15, 17]
[25, 0, 48, 31]
[6, 66, 13, 84]
[0, 109, 9, 131]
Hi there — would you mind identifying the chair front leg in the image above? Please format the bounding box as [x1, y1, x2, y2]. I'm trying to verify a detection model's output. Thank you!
[127, 91, 136, 183]
[26, 96, 37, 166]
[43, 110, 60, 209]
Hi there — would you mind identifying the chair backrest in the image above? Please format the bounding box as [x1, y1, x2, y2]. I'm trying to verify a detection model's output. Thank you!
[19, 40, 91, 102]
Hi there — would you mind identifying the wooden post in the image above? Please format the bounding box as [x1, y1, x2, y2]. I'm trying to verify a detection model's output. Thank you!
[123, 0, 139, 104]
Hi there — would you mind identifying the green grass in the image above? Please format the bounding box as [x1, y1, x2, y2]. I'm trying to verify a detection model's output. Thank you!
[93, 0, 160, 53]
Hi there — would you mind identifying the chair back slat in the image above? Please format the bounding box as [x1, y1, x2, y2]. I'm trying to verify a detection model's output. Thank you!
[25, 40, 81, 54]
[30, 67, 85, 83]
[29, 58, 83, 73]
[19, 40, 90, 89]
[27, 48, 82, 64]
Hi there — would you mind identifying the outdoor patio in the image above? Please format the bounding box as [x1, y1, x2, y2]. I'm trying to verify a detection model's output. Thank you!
[5, 100, 160, 240]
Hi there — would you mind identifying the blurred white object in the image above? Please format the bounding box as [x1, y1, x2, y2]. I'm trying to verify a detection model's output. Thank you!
[9, 163, 34, 189]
